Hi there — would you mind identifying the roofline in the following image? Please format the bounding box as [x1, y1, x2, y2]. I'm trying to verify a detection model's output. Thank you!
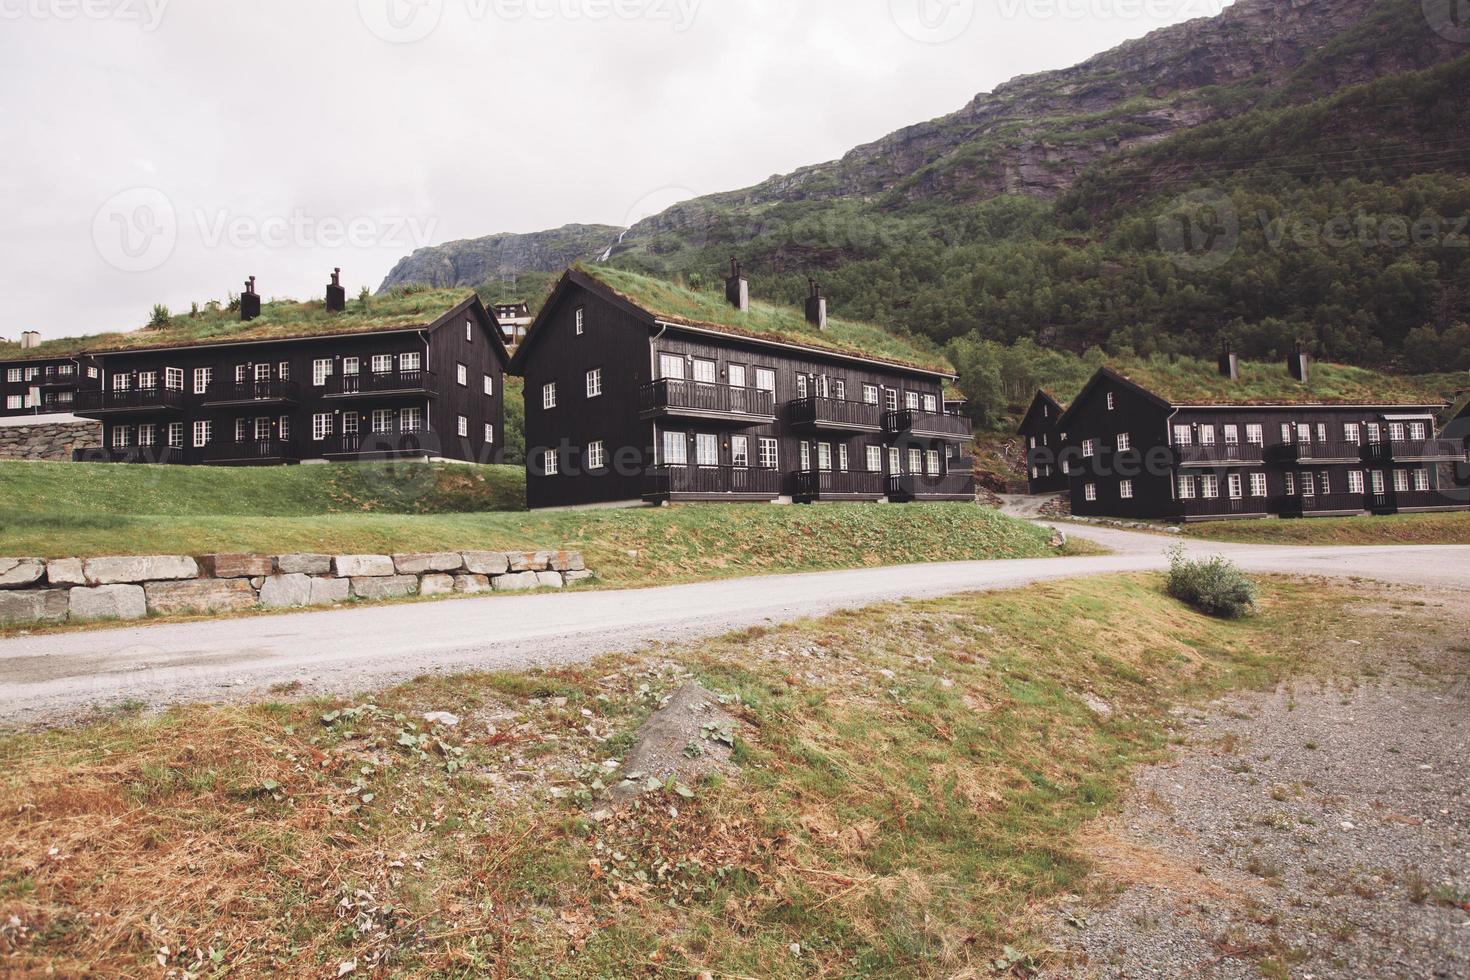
[1172, 402, 1446, 411]
[652, 319, 956, 379]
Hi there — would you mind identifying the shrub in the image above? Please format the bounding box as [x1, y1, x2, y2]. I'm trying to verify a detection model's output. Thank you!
[1166, 546, 1257, 618]
[148, 304, 171, 328]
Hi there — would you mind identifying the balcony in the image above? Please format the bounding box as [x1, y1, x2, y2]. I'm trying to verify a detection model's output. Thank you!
[1268, 440, 1366, 465]
[33, 370, 83, 390]
[1176, 443, 1264, 467]
[74, 388, 187, 416]
[793, 469, 887, 502]
[1275, 493, 1368, 518]
[316, 429, 442, 460]
[886, 467, 976, 503]
[1380, 489, 1468, 513]
[323, 370, 438, 400]
[883, 408, 972, 440]
[643, 464, 781, 502]
[1365, 439, 1468, 463]
[204, 439, 298, 466]
[1177, 496, 1271, 521]
[202, 379, 301, 408]
[638, 379, 777, 425]
[789, 396, 883, 433]
[72, 446, 185, 465]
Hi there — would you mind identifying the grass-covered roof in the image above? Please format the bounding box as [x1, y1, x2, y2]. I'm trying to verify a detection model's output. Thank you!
[1103, 357, 1455, 408]
[0, 287, 477, 361]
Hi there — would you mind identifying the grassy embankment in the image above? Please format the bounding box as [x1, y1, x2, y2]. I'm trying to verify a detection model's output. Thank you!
[0, 462, 1062, 586]
[0, 574, 1422, 976]
[1184, 510, 1470, 546]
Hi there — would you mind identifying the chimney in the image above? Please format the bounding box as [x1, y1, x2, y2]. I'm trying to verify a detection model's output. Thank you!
[1217, 341, 1239, 382]
[326, 267, 346, 313]
[724, 258, 749, 312]
[241, 276, 261, 322]
[20, 331, 40, 350]
[804, 279, 828, 331]
[1287, 342, 1310, 383]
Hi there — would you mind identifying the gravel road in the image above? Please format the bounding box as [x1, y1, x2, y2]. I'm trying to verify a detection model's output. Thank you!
[2, 525, 1468, 728]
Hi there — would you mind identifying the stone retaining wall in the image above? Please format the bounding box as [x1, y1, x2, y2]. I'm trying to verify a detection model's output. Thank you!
[0, 550, 592, 626]
[0, 418, 101, 461]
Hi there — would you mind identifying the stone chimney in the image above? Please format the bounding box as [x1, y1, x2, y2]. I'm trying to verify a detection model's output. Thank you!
[241, 276, 261, 322]
[20, 331, 40, 350]
[1287, 342, 1310, 383]
[326, 268, 346, 313]
[1218, 341, 1239, 382]
[724, 258, 749, 312]
[804, 279, 828, 331]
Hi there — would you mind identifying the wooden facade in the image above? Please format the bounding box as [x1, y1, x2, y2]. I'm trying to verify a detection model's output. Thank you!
[1018, 391, 1067, 494]
[1051, 367, 1468, 521]
[66, 296, 508, 467]
[511, 270, 975, 510]
[0, 355, 100, 418]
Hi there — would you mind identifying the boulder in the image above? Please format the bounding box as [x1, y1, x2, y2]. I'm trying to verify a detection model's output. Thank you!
[548, 551, 585, 572]
[259, 574, 314, 609]
[535, 572, 565, 589]
[276, 553, 333, 575]
[564, 570, 595, 585]
[145, 579, 257, 616]
[394, 553, 464, 575]
[454, 574, 492, 594]
[492, 571, 541, 592]
[351, 576, 419, 601]
[46, 558, 87, 587]
[69, 585, 147, 622]
[0, 558, 45, 589]
[0, 589, 69, 625]
[509, 551, 552, 573]
[84, 555, 198, 586]
[309, 577, 352, 606]
[462, 551, 510, 576]
[610, 684, 740, 801]
[419, 573, 456, 597]
[333, 555, 395, 578]
[198, 554, 274, 579]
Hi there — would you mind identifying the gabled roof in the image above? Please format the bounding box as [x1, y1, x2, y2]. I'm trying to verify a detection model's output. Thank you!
[1017, 390, 1064, 434]
[511, 266, 954, 378]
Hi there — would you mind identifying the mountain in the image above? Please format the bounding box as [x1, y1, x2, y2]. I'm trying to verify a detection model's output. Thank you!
[381, 0, 1470, 371]
[378, 224, 620, 292]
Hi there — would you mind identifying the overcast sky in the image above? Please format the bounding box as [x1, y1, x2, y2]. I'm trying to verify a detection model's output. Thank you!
[0, 0, 1233, 340]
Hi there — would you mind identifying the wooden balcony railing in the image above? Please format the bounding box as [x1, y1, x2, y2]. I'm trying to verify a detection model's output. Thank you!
[324, 370, 438, 399]
[1366, 439, 1468, 462]
[1178, 496, 1269, 519]
[882, 408, 972, 439]
[886, 470, 976, 501]
[202, 379, 301, 406]
[1176, 443, 1264, 466]
[317, 429, 442, 459]
[639, 379, 777, 421]
[74, 388, 187, 414]
[793, 469, 886, 499]
[644, 464, 781, 499]
[1275, 493, 1368, 516]
[203, 439, 298, 464]
[72, 446, 185, 465]
[789, 396, 883, 432]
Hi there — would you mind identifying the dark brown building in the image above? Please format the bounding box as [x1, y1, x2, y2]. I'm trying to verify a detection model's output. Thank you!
[509, 266, 976, 510]
[1019, 391, 1067, 494]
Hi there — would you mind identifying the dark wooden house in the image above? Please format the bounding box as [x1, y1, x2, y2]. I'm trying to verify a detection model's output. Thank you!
[0, 354, 100, 418]
[62, 276, 509, 466]
[509, 266, 975, 510]
[1018, 391, 1067, 494]
[1055, 359, 1467, 521]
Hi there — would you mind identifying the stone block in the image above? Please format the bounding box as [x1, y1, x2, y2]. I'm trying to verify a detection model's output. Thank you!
[419, 573, 456, 597]
[145, 579, 257, 616]
[454, 574, 492, 594]
[309, 577, 352, 606]
[548, 551, 586, 572]
[0, 558, 46, 589]
[84, 555, 198, 586]
[493, 571, 542, 592]
[199, 554, 274, 579]
[69, 585, 147, 622]
[394, 553, 464, 575]
[351, 576, 419, 601]
[333, 555, 395, 578]
[276, 553, 333, 575]
[259, 574, 314, 609]
[564, 570, 595, 585]
[462, 551, 510, 576]
[46, 558, 86, 587]
[0, 589, 68, 625]
[534, 572, 565, 589]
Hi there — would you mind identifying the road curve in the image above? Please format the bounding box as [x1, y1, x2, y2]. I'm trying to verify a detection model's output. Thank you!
[2, 525, 1466, 728]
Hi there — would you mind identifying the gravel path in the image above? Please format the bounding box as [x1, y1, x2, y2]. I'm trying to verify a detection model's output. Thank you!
[1040, 588, 1470, 979]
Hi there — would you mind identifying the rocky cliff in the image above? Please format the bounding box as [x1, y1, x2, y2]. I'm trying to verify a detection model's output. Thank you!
[378, 224, 621, 293]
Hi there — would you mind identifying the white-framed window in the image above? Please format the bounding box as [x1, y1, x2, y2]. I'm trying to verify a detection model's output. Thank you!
[165, 367, 184, 391]
[1393, 470, 1410, 493]
[137, 371, 157, 390]
[696, 433, 720, 467]
[884, 388, 899, 412]
[1414, 468, 1430, 491]
[586, 368, 603, 398]
[1177, 475, 1196, 499]
[111, 425, 131, 448]
[542, 382, 557, 409]
[659, 353, 686, 380]
[799, 441, 811, 470]
[838, 445, 850, 471]
[1246, 424, 1264, 446]
[922, 394, 938, 414]
[402, 407, 424, 433]
[1284, 472, 1296, 496]
[574, 306, 585, 335]
[1085, 483, 1098, 502]
[544, 449, 560, 476]
[588, 440, 606, 469]
[1251, 473, 1268, 498]
[1082, 438, 1096, 458]
[758, 438, 778, 469]
[1344, 423, 1361, 444]
[728, 364, 747, 389]
[1389, 422, 1406, 442]
[755, 368, 776, 394]
[1316, 423, 1328, 443]
[1116, 432, 1131, 452]
[1300, 473, 1315, 497]
[1173, 425, 1192, 446]
[1348, 470, 1365, 494]
[731, 436, 749, 468]
[1223, 425, 1239, 446]
[908, 448, 923, 474]
[134, 424, 155, 447]
[455, 414, 467, 438]
[484, 423, 494, 444]
[4, 368, 20, 383]
[4, 395, 21, 411]
[166, 422, 183, 448]
[1366, 423, 1381, 443]
[254, 417, 272, 441]
[905, 391, 920, 410]
[795, 374, 808, 400]
[342, 413, 360, 436]
[343, 357, 360, 377]
[692, 358, 717, 384]
[863, 384, 879, 406]
[312, 414, 333, 442]
[278, 362, 290, 381]
[1297, 423, 1313, 444]
[371, 409, 393, 433]
[112, 373, 131, 392]
[1202, 474, 1220, 499]
[483, 374, 494, 396]
[1199, 426, 1216, 446]
[255, 363, 271, 382]
[835, 381, 847, 401]
[456, 363, 468, 387]
[1280, 423, 1293, 444]
[371, 354, 393, 375]
[1371, 470, 1385, 494]
[192, 420, 212, 448]
[1120, 479, 1134, 500]
[1409, 422, 1427, 441]
[662, 430, 687, 465]
[1106, 392, 1116, 411]
[234, 418, 248, 442]
[1227, 474, 1242, 500]
[926, 450, 941, 476]
[400, 352, 421, 373]
[889, 446, 902, 475]
[466, 319, 474, 342]
[866, 446, 883, 472]
[816, 442, 832, 471]
[313, 359, 333, 386]
[234, 365, 248, 383]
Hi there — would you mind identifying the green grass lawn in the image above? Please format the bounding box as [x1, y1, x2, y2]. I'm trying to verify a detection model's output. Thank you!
[1184, 510, 1470, 546]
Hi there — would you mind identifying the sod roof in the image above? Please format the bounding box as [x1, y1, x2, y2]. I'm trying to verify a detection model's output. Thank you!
[1100, 358, 1452, 408]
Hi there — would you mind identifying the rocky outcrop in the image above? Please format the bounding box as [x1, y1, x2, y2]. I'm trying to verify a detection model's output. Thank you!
[0, 418, 100, 462]
[378, 224, 621, 292]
